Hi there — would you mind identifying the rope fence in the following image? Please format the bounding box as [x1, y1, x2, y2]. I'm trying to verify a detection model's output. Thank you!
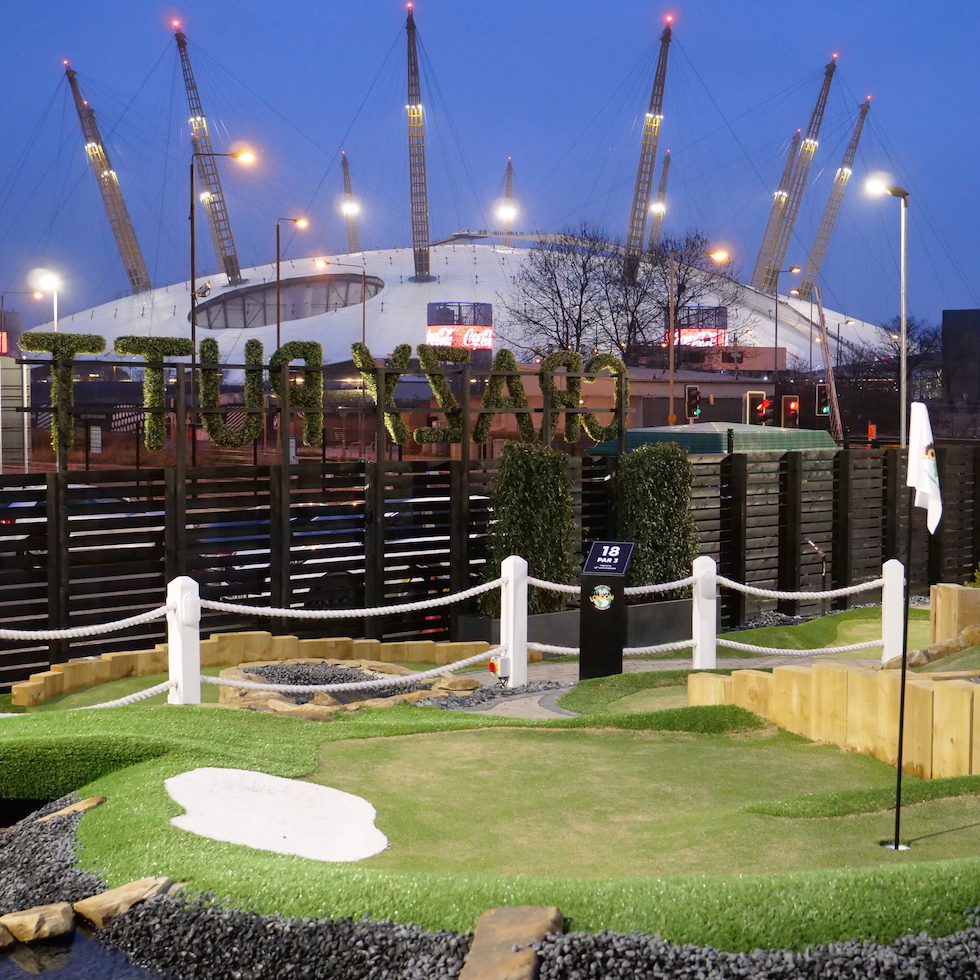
[0, 554, 906, 712]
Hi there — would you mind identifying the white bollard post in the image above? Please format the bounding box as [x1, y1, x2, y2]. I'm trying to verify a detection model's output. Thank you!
[881, 559, 906, 666]
[167, 576, 202, 705]
[499, 555, 528, 688]
[692, 555, 717, 670]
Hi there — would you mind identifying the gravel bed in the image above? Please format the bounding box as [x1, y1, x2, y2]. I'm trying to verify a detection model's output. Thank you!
[5, 797, 980, 978]
[250, 663, 431, 705]
[0, 794, 104, 915]
[413, 680, 562, 710]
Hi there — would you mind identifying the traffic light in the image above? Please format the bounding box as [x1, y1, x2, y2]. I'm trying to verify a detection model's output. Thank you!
[684, 385, 702, 420]
[815, 383, 831, 418]
[746, 391, 773, 425]
[781, 394, 800, 428]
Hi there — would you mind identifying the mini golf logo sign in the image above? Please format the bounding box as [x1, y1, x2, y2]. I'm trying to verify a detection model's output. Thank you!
[590, 585, 614, 611]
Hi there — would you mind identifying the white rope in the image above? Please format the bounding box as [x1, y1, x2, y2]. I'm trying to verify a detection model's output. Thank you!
[0, 605, 171, 641]
[716, 637, 884, 656]
[201, 645, 505, 694]
[715, 576, 884, 601]
[199, 578, 503, 620]
[527, 642, 579, 655]
[526, 577, 580, 595]
[74, 679, 177, 710]
[624, 639, 694, 656]
[624, 577, 695, 595]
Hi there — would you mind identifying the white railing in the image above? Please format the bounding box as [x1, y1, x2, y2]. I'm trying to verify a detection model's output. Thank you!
[0, 556, 905, 714]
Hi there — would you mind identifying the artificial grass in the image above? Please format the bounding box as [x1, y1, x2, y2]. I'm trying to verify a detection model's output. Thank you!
[917, 645, 980, 672]
[557, 669, 726, 714]
[747, 774, 980, 818]
[2, 704, 980, 951]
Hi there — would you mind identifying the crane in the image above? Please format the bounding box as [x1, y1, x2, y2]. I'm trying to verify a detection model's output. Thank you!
[749, 131, 801, 293]
[796, 99, 871, 301]
[753, 57, 837, 294]
[501, 158, 515, 248]
[64, 63, 151, 295]
[341, 152, 362, 254]
[174, 21, 245, 285]
[646, 149, 671, 249]
[406, 3, 434, 281]
[624, 17, 672, 272]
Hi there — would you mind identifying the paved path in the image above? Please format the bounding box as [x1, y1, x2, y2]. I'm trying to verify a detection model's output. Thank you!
[462, 656, 881, 720]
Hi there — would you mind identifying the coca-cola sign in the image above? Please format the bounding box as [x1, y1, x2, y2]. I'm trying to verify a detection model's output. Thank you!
[425, 325, 494, 349]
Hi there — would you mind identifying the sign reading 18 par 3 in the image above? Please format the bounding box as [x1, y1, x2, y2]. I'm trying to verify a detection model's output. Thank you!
[582, 541, 635, 576]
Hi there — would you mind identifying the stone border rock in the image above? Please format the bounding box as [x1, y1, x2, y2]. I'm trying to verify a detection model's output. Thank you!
[883, 622, 980, 670]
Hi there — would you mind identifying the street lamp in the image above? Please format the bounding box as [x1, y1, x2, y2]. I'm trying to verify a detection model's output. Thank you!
[29, 271, 60, 332]
[835, 319, 856, 367]
[867, 179, 910, 447]
[668, 248, 729, 424]
[276, 217, 309, 349]
[189, 149, 255, 357]
[771, 266, 801, 376]
[316, 258, 369, 452]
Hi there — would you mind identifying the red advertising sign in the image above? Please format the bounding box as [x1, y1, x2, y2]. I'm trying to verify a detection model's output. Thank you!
[424, 325, 494, 349]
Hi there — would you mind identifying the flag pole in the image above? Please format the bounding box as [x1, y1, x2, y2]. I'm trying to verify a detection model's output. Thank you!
[888, 484, 915, 851]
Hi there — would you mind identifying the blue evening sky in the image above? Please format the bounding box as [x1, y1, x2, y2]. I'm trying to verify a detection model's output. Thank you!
[0, 0, 975, 330]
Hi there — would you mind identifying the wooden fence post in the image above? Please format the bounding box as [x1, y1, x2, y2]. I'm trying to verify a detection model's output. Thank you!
[778, 451, 803, 616]
[721, 452, 747, 626]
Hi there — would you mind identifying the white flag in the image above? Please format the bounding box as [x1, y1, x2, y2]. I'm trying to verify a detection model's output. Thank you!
[907, 402, 942, 534]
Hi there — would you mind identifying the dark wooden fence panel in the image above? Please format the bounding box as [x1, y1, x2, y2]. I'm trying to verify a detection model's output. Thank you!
[798, 451, 838, 613]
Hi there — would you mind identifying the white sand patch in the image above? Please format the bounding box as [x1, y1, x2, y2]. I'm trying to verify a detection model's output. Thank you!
[165, 768, 387, 862]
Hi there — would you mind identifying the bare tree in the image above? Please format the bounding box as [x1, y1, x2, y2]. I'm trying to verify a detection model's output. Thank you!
[499, 228, 744, 363]
[836, 315, 941, 398]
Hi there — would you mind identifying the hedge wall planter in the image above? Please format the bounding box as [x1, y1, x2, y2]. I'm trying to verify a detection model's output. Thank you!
[458, 598, 696, 649]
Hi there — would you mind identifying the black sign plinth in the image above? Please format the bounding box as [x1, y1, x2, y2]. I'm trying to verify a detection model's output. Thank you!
[579, 574, 627, 680]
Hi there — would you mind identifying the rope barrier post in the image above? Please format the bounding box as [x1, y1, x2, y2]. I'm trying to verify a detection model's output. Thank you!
[167, 576, 201, 705]
[692, 555, 717, 670]
[500, 555, 528, 688]
[881, 558, 906, 665]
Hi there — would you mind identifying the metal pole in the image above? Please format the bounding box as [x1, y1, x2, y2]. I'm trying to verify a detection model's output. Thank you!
[360, 269, 366, 453]
[668, 251, 677, 425]
[276, 221, 282, 350]
[899, 196, 909, 449]
[52, 290, 58, 333]
[773, 272, 779, 377]
[189, 160, 196, 357]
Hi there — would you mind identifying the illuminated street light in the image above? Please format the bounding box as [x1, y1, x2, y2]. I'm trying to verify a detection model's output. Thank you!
[667, 248, 730, 424]
[772, 266, 801, 377]
[276, 217, 310, 349]
[867, 178, 910, 446]
[28, 270, 60, 332]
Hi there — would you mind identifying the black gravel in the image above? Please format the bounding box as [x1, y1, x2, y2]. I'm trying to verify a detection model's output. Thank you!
[0, 794, 104, 914]
[414, 680, 562, 710]
[249, 663, 432, 705]
[103, 894, 471, 980]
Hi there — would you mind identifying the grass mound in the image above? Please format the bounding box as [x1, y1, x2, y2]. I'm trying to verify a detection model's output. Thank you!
[917, 645, 980, 672]
[0, 734, 172, 799]
[747, 773, 980, 818]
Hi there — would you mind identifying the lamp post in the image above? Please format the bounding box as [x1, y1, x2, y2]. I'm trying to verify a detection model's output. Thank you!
[316, 258, 369, 452]
[189, 149, 254, 357]
[668, 248, 729, 424]
[835, 319, 856, 367]
[2, 291, 41, 474]
[867, 179, 910, 447]
[771, 266, 801, 377]
[276, 217, 309, 349]
[30, 272, 60, 332]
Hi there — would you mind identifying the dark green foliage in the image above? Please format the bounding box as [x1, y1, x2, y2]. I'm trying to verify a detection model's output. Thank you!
[472, 348, 535, 443]
[539, 350, 583, 443]
[582, 353, 629, 442]
[199, 338, 265, 448]
[747, 773, 980, 818]
[113, 336, 195, 450]
[351, 342, 412, 444]
[0, 735, 170, 799]
[617, 442, 700, 597]
[19, 332, 107, 451]
[482, 442, 578, 614]
[413, 344, 470, 444]
[269, 341, 324, 445]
